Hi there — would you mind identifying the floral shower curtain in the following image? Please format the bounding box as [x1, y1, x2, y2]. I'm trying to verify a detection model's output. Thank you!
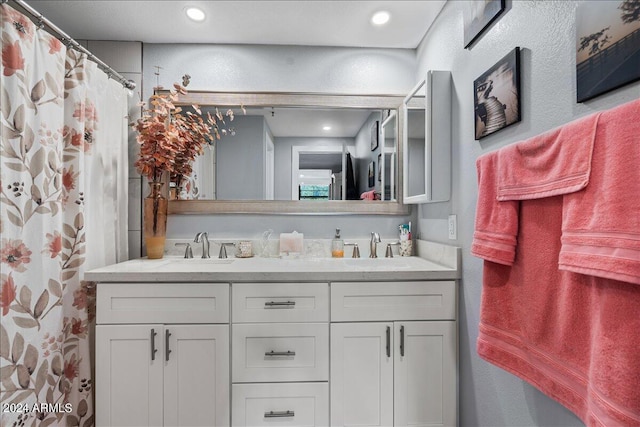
[1, 4, 128, 426]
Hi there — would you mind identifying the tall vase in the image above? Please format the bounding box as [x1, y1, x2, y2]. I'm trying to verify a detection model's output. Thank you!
[144, 181, 168, 259]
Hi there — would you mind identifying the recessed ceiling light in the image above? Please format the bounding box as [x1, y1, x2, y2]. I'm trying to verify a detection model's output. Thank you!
[371, 11, 390, 26]
[185, 7, 206, 22]
[323, 125, 332, 131]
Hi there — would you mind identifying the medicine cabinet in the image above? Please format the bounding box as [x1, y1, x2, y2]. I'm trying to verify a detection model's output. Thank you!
[403, 71, 452, 204]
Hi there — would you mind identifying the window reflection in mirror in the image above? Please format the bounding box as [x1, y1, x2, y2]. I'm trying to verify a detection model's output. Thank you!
[177, 106, 397, 202]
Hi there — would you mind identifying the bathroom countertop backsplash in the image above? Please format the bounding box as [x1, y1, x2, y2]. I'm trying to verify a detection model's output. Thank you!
[164, 237, 413, 259]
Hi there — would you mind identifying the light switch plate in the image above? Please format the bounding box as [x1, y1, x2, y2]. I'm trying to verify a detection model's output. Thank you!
[448, 215, 457, 240]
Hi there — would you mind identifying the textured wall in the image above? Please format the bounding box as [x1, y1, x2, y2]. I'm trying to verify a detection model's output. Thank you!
[416, 1, 640, 425]
[143, 44, 416, 95]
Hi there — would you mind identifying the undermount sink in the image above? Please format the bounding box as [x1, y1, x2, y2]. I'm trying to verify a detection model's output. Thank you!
[174, 258, 235, 264]
[340, 257, 413, 270]
[149, 258, 235, 271]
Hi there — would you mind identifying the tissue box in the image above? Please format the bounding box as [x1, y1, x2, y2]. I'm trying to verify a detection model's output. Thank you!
[279, 232, 304, 255]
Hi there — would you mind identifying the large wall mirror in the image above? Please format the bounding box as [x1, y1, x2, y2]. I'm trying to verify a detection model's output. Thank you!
[166, 91, 408, 215]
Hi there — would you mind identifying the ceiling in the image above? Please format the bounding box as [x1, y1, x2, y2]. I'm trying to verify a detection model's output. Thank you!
[253, 107, 375, 138]
[24, 1, 446, 49]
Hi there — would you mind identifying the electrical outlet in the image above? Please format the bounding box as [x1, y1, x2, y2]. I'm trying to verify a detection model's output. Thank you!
[448, 215, 457, 240]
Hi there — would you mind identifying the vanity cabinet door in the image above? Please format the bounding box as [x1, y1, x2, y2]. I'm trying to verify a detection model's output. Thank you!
[394, 322, 457, 427]
[330, 323, 394, 427]
[95, 325, 164, 427]
[164, 324, 230, 427]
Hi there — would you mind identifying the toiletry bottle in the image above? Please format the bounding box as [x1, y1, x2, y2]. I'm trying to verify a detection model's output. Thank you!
[332, 228, 344, 258]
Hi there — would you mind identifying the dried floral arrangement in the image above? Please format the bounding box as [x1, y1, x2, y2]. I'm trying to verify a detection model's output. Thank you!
[132, 75, 237, 184]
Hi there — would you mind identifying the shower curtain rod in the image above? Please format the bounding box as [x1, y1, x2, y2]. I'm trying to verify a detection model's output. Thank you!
[5, 0, 136, 90]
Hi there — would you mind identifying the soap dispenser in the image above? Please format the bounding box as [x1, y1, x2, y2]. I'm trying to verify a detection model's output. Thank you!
[331, 228, 344, 258]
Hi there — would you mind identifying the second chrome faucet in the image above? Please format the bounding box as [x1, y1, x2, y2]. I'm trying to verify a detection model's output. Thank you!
[194, 232, 210, 258]
[370, 232, 381, 258]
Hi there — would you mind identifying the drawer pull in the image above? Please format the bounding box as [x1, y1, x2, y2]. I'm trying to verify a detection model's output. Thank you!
[265, 350, 296, 357]
[265, 300, 296, 308]
[150, 329, 158, 361]
[400, 325, 405, 357]
[264, 410, 295, 418]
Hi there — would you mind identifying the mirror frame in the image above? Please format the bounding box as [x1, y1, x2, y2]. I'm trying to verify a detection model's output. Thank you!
[402, 71, 452, 204]
[164, 91, 409, 215]
[402, 79, 428, 204]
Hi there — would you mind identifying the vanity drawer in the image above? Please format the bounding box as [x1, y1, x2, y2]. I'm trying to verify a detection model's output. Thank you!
[331, 281, 456, 322]
[232, 283, 328, 323]
[232, 382, 328, 427]
[97, 283, 229, 324]
[232, 323, 328, 383]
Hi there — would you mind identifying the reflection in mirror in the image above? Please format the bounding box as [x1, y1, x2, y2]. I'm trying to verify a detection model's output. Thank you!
[380, 111, 398, 201]
[293, 146, 345, 200]
[166, 92, 408, 215]
[181, 106, 397, 203]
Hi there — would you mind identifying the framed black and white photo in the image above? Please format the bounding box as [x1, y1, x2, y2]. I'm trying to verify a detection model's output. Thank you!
[576, 1, 640, 102]
[474, 47, 521, 140]
[368, 161, 375, 188]
[463, 0, 505, 48]
[370, 121, 379, 151]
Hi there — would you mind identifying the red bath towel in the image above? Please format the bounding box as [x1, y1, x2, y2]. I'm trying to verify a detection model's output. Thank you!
[472, 99, 640, 426]
[471, 152, 519, 265]
[558, 100, 640, 285]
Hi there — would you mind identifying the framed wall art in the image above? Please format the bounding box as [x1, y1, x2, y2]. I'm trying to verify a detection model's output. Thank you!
[474, 47, 521, 140]
[463, 0, 506, 48]
[368, 161, 375, 188]
[576, 1, 640, 102]
[370, 120, 379, 151]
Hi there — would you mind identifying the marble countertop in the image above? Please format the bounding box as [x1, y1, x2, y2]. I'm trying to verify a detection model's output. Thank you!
[85, 240, 461, 283]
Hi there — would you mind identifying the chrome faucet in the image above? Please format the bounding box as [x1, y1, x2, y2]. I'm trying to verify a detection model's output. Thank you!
[218, 242, 235, 259]
[370, 232, 381, 258]
[344, 242, 361, 258]
[194, 232, 210, 259]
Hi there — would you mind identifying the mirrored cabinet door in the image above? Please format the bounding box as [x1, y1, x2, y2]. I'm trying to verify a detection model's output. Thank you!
[403, 71, 452, 204]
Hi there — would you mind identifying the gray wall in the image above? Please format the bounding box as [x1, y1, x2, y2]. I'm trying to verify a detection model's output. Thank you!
[354, 112, 383, 195]
[143, 44, 416, 95]
[142, 44, 416, 240]
[416, 1, 640, 426]
[215, 115, 265, 200]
